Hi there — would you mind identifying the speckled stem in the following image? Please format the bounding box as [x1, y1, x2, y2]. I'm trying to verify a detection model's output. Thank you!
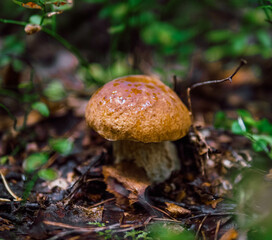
[113, 140, 180, 183]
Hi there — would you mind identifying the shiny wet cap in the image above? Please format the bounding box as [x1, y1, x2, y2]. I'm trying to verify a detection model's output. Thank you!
[85, 75, 191, 143]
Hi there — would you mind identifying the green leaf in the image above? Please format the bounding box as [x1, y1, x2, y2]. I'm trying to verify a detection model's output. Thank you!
[43, 81, 66, 101]
[231, 120, 246, 135]
[108, 24, 125, 34]
[206, 29, 232, 43]
[29, 15, 42, 25]
[237, 109, 252, 118]
[257, 30, 271, 49]
[32, 102, 50, 117]
[0, 156, 8, 165]
[214, 111, 228, 129]
[49, 138, 73, 155]
[230, 34, 247, 55]
[252, 134, 272, 146]
[12, 59, 24, 72]
[38, 168, 58, 181]
[204, 46, 225, 61]
[256, 118, 272, 135]
[252, 138, 268, 152]
[23, 153, 49, 172]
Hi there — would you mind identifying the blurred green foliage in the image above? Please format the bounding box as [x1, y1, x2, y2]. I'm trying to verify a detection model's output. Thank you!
[0, 35, 25, 72]
[49, 138, 73, 155]
[232, 168, 272, 240]
[0, 0, 271, 84]
[148, 223, 194, 240]
[214, 109, 272, 159]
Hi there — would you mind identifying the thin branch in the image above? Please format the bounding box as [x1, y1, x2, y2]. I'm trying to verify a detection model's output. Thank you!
[172, 75, 178, 92]
[0, 171, 22, 201]
[0, 18, 89, 68]
[0, 104, 18, 131]
[0, 198, 11, 202]
[214, 220, 221, 240]
[0, 18, 27, 26]
[195, 215, 208, 240]
[41, 27, 89, 67]
[187, 59, 247, 123]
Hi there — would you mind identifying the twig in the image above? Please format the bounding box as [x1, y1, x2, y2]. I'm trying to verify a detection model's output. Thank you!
[194, 215, 208, 240]
[0, 198, 11, 202]
[44, 220, 120, 231]
[152, 217, 183, 223]
[0, 18, 89, 69]
[88, 197, 115, 208]
[172, 75, 178, 92]
[63, 152, 105, 205]
[0, 104, 18, 131]
[186, 59, 247, 177]
[0, 171, 22, 201]
[149, 204, 176, 220]
[187, 212, 238, 220]
[187, 59, 247, 124]
[214, 220, 221, 240]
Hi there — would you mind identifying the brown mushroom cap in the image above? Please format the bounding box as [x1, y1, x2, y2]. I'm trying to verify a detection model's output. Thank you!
[85, 75, 191, 143]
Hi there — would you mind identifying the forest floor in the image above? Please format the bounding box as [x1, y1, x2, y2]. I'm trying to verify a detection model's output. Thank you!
[0, 44, 272, 240]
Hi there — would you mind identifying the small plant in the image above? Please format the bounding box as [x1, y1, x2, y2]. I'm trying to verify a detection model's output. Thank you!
[124, 229, 152, 240]
[87, 222, 115, 240]
[214, 109, 272, 159]
[21, 138, 73, 200]
[259, 0, 272, 23]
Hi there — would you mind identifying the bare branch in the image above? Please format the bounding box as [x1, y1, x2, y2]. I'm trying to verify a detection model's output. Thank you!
[187, 59, 247, 123]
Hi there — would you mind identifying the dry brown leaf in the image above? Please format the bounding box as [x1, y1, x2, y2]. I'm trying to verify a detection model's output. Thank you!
[17, 110, 43, 127]
[47, 11, 63, 17]
[165, 202, 191, 217]
[0, 217, 14, 231]
[204, 198, 223, 209]
[53, 1, 67, 6]
[22, 2, 42, 9]
[103, 162, 150, 206]
[219, 228, 238, 240]
[24, 24, 42, 35]
[265, 169, 272, 181]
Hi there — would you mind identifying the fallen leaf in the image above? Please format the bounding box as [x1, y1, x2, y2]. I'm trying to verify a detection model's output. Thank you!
[165, 202, 191, 217]
[205, 198, 223, 209]
[0, 217, 14, 231]
[103, 162, 150, 206]
[219, 228, 238, 240]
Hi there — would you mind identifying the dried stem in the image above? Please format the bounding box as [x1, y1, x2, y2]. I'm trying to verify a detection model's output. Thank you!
[214, 220, 221, 240]
[187, 59, 247, 124]
[195, 215, 208, 240]
[186, 59, 247, 177]
[0, 171, 22, 201]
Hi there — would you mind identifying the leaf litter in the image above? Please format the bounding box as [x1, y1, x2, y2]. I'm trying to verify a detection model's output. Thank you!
[0, 50, 272, 239]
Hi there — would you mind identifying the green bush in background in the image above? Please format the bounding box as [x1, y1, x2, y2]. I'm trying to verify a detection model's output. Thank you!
[0, 0, 271, 84]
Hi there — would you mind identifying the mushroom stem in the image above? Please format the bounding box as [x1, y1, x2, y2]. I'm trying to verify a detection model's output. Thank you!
[113, 141, 180, 183]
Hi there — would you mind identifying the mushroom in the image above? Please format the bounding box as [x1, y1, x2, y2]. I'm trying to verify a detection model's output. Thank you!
[85, 75, 191, 183]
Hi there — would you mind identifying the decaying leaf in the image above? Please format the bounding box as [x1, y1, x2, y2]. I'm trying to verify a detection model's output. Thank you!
[165, 202, 191, 217]
[22, 2, 42, 9]
[205, 198, 223, 209]
[47, 11, 63, 17]
[103, 162, 150, 206]
[24, 24, 42, 35]
[0, 217, 14, 231]
[219, 228, 238, 240]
